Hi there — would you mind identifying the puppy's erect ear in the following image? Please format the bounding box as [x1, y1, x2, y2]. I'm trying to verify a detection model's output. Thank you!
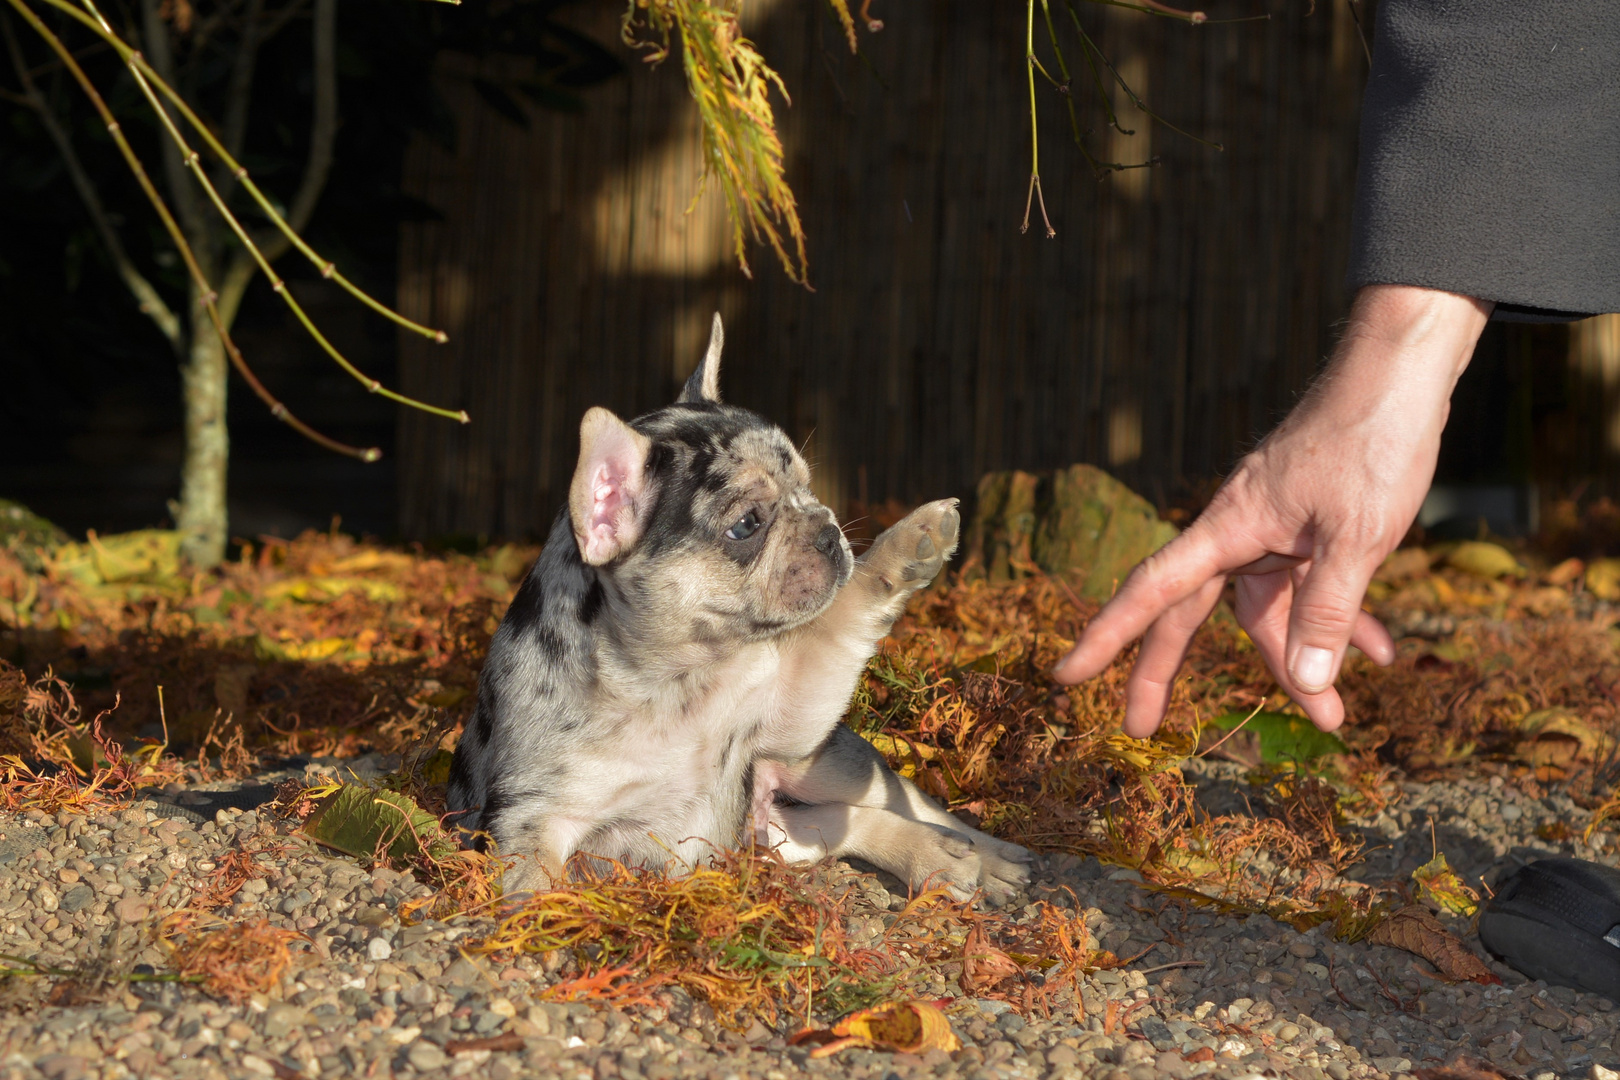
[569, 407, 654, 566]
[677, 312, 724, 404]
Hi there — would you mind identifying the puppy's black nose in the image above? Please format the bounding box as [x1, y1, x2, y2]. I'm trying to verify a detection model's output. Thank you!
[814, 523, 844, 560]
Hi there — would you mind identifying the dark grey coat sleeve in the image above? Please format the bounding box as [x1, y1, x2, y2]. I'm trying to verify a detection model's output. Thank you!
[1347, 1, 1620, 321]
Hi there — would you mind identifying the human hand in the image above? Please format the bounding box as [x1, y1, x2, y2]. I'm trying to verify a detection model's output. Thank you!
[1053, 285, 1493, 736]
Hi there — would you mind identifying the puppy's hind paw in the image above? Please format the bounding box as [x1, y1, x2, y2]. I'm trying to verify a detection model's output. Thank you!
[974, 844, 1033, 908]
[908, 823, 1030, 909]
[861, 498, 960, 600]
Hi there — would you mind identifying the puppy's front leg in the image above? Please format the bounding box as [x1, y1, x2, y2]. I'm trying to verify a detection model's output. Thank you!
[774, 499, 960, 718]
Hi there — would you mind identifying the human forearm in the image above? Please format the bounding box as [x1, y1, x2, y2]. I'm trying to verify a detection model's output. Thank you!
[1054, 284, 1492, 735]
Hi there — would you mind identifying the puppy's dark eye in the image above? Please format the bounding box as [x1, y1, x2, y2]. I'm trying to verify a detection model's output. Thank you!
[725, 511, 761, 541]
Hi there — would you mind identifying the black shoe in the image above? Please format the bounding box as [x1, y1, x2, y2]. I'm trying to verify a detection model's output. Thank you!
[1478, 856, 1620, 998]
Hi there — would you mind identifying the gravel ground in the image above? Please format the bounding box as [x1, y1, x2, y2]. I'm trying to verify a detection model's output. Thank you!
[0, 753, 1615, 1080]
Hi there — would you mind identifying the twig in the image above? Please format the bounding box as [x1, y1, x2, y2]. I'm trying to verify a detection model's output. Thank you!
[1326, 953, 1361, 1011]
[1361, 961, 1418, 1013]
[50, 0, 454, 349]
[4, 0, 381, 460]
[1135, 959, 1204, 975]
[1075, 14, 1222, 152]
[0, 10, 181, 349]
[1196, 699, 1265, 758]
[1022, 0, 1055, 237]
[55, 0, 466, 422]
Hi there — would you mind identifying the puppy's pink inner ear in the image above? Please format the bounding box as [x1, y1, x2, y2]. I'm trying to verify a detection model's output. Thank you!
[583, 465, 638, 562]
[570, 408, 652, 566]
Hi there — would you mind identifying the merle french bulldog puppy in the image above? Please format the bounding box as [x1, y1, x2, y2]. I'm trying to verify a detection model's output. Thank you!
[447, 315, 1030, 903]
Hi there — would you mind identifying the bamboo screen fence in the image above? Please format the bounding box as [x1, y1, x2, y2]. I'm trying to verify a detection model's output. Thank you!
[396, 0, 1375, 540]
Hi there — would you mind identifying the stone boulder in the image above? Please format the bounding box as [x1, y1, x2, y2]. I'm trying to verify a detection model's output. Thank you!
[961, 464, 1177, 600]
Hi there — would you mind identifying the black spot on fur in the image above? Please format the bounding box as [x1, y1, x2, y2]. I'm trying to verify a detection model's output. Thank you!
[578, 575, 605, 623]
[532, 624, 566, 662]
[478, 783, 512, 840]
[688, 445, 716, 484]
[644, 441, 673, 481]
[505, 564, 547, 625]
[461, 707, 491, 750]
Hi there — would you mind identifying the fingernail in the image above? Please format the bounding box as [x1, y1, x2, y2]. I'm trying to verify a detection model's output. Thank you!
[1294, 646, 1334, 694]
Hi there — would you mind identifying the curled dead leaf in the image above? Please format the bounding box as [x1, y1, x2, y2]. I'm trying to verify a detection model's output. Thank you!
[1512, 707, 1601, 767]
[959, 924, 1022, 994]
[789, 999, 960, 1058]
[1367, 906, 1499, 985]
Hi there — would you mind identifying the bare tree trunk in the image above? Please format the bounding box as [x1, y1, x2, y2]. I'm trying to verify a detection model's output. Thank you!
[177, 287, 231, 566]
[154, 0, 336, 568]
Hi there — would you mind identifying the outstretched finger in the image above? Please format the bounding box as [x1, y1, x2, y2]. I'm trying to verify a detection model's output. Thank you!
[1052, 527, 1228, 684]
[1122, 575, 1227, 738]
[1350, 609, 1397, 666]
[1235, 569, 1348, 732]
[1286, 547, 1382, 696]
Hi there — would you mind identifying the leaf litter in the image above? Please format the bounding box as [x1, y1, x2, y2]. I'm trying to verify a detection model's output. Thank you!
[5, 520, 1620, 1026]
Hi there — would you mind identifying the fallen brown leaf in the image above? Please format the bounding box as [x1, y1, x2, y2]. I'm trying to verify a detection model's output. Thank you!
[1368, 906, 1499, 985]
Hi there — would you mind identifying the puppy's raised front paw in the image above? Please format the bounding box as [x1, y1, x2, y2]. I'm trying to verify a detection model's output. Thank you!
[861, 498, 960, 599]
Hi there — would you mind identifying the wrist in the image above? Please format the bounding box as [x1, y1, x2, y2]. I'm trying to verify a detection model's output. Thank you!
[1339, 284, 1493, 384]
[1288, 285, 1491, 436]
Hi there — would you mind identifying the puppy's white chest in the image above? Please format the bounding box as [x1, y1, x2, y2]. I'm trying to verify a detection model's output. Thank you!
[587, 648, 782, 808]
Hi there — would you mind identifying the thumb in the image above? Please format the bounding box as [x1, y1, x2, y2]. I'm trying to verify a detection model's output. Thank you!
[1285, 548, 1378, 697]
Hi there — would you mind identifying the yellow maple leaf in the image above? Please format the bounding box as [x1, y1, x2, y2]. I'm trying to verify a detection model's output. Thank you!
[1412, 853, 1479, 917]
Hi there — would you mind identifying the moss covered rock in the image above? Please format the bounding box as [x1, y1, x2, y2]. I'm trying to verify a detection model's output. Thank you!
[0, 499, 68, 571]
[962, 464, 1177, 600]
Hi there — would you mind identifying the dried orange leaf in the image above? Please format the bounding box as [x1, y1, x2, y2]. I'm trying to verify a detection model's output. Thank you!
[959, 925, 1022, 994]
[1368, 906, 1499, 984]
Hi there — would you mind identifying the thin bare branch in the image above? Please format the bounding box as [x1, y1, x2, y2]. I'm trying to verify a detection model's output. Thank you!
[2, 8, 181, 349]
[1079, 21, 1223, 152]
[3, 0, 382, 461]
[1036, 0, 1122, 176]
[40, 0, 451, 345]
[1022, 0, 1055, 237]
[217, 0, 264, 171]
[69, 0, 464, 418]
[267, 0, 332, 246]
[138, 0, 203, 243]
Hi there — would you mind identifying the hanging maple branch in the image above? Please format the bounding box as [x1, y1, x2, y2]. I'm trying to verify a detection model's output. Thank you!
[622, 0, 811, 286]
